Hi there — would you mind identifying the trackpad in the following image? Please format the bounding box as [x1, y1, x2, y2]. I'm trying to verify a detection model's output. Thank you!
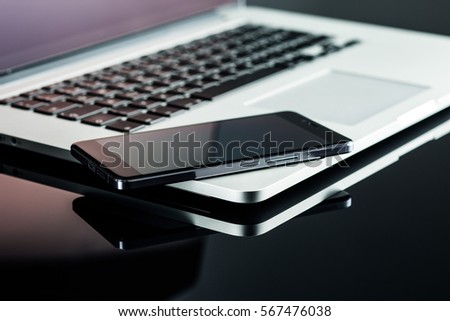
[251, 71, 426, 125]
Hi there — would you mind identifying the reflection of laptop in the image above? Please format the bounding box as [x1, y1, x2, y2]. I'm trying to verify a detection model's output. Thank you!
[72, 191, 351, 250]
[3, 103, 450, 236]
[2, 1, 450, 203]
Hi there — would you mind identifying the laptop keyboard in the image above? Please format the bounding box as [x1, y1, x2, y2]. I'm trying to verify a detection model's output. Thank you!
[0, 24, 359, 132]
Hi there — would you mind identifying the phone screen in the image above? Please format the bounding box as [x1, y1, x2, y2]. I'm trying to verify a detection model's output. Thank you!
[82, 112, 346, 178]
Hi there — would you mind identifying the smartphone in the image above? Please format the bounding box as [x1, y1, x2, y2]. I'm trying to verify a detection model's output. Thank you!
[71, 111, 353, 189]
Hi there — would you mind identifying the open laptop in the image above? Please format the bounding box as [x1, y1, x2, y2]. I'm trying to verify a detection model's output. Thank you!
[2, 0, 450, 203]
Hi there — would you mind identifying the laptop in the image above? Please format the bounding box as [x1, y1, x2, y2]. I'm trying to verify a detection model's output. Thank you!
[1, 0, 450, 203]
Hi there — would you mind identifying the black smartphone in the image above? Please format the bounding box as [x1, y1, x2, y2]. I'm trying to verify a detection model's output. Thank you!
[71, 111, 353, 189]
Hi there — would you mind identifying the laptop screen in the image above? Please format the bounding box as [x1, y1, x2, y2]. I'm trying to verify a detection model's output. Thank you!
[0, 0, 235, 75]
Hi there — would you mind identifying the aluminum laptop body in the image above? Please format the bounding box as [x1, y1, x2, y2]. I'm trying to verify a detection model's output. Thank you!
[2, 1, 450, 203]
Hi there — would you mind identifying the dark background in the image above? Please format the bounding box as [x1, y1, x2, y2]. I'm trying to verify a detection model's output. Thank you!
[249, 0, 450, 35]
[1, 0, 450, 300]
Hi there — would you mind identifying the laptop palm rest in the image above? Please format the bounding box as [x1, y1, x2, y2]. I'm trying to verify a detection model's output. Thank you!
[251, 71, 426, 125]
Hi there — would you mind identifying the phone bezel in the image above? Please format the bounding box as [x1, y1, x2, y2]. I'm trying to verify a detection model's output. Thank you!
[71, 111, 353, 189]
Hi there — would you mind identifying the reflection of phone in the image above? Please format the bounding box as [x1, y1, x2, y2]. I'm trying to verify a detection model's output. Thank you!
[71, 112, 353, 189]
[72, 191, 351, 250]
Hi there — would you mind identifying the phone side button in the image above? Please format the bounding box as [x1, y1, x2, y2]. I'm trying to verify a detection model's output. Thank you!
[265, 155, 300, 167]
[240, 159, 260, 168]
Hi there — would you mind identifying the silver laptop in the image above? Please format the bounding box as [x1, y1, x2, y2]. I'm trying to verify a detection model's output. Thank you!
[2, 0, 450, 203]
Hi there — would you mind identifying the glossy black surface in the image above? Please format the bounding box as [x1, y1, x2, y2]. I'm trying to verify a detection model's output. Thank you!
[2, 0, 450, 300]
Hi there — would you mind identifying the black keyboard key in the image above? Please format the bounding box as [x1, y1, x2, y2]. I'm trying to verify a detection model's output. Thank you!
[275, 53, 314, 68]
[112, 66, 143, 77]
[136, 84, 168, 94]
[96, 98, 129, 108]
[187, 79, 219, 89]
[76, 80, 106, 90]
[58, 104, 106, 120]
[130, 99, 163, 109]
[250, 56, 270, 66]
[147, 69, 172, 79]
[202, 75, 225, 84]
[319, 42, 341, 55]
[82, 113, 122, 126]
[56, 86, 86, 96]
[108, 82, 138, 91]
[127, 74, 155, 84]
[34, 101, 78, 115]
[89, 88, 119, 97]
[203, 61, 221, 69]
[148, 106, 185, 117]
[292, 35, 328, 51]
[69, 95, 101, 104]
[235, 61, 254, 71]
[165, 60, 191, 71]
[175, 67, 203, 77]
[307, 35, 329, 45]
[42, 83, 65, 91]
[64, 75, 86, 84]
[168, 98, 204, 109]
[169, 86, 201, 95]
[20, 89, 47, 99]
[106, 120, 145, 132]
[154, 76, 186, 87]
[0, 96, 24, 105]
[116, 91, 149, 101]
[160, 65, 178, 72]
[11, 100, 46, 110]
[109, 106, 142, 116]
[35, 93, 66, 103]
[128, 112, 164, 125]
[195, 53, 211, 61]
[235, 50, 251, 59]
[132, 61, 160, 72]
[343, 39, 360, 47]
[192, 66, 283, 100]
[218, 69, 239, 78]
[95, 74, 125, 83]
[219, 55, 234, 64]
[151, 92, 184, 102]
